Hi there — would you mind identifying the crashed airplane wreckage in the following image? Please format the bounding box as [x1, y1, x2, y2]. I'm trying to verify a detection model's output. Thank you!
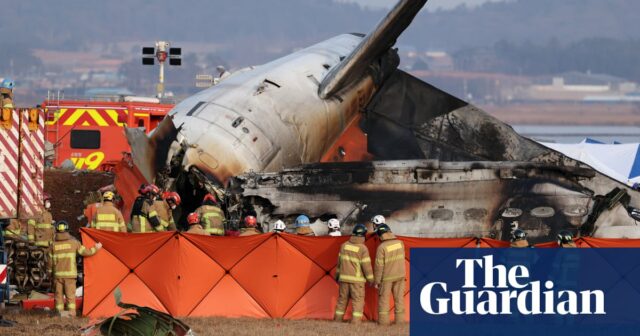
[124, 0, 640, 243]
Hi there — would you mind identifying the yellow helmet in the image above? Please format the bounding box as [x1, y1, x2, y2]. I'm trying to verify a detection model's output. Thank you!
[103, 191, 115, 201]
[56, 220, 69, 233]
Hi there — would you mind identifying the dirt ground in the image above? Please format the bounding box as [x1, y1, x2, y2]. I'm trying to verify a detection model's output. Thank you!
[44, 169, 114, 235]
[0, 310, 408, 336]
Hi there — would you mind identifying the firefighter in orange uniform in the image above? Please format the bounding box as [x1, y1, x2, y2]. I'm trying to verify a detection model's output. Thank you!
[195, 194, 225, 236]
[374, 224, 406, 325]
[239, 216, 261, 236]
[185, 212, 207, 235]
[334, 224, 373, 324]
[52, 220, 102, 316]
[91, 191, 126, 232]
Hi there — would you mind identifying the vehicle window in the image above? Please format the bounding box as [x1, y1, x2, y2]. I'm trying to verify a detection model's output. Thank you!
[70, 130, 100, 149]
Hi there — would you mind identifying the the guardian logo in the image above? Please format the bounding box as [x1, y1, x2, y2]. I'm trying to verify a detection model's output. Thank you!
[420, 255, 606, 316]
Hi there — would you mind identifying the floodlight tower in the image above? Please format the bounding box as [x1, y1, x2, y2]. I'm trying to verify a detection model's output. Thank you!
[142, 41, 182, 98]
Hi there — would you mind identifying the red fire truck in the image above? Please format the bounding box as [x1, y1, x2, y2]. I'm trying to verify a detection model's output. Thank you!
[42, 98, 174, 171]
[0, 107, 45, 220]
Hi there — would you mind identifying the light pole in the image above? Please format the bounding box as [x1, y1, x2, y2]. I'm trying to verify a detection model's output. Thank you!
[142, 41, 182, 98]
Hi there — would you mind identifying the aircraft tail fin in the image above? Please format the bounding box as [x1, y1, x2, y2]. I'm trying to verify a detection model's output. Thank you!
[318, 0, 428, 99]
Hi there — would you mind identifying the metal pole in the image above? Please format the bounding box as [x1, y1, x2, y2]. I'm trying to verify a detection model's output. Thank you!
[158, 61, 165, 98]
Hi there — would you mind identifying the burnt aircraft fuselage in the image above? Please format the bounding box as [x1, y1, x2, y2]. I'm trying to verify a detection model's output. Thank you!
[230, 160, 600, 244]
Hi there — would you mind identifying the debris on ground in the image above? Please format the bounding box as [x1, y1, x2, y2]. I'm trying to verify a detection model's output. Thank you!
[82, 289, 192, 336]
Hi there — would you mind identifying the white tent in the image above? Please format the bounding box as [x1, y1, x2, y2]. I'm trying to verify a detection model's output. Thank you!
[541, 139, 640, 187]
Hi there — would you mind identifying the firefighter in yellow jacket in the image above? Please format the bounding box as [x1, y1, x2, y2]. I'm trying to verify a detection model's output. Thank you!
[374, 224, 406, 325]
[27, 194, 54, 248]
[334, 224, 373, 324]
[185, 212, 208, 235]
[28, 194, 55, 275]
[195, 194, 225, 235]
[52, 220, 102, 315]
[91, 191, 126, 232]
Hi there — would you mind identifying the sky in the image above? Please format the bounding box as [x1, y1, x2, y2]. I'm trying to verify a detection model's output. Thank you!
[338, 0, 506, 10]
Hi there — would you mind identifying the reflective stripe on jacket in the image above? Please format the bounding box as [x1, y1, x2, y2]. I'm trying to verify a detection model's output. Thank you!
[52, 232, 97, 278]
[91, 202, 126, 232]
[336, 236, 374, 283]
[27, 210, 54, 246]
[374, 233, 406, 284]
[195, 205, 225, 235]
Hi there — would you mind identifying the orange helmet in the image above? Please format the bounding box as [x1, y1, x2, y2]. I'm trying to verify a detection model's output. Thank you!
[203, 193, 217, 204]
[165, 192, 181, 206]
[244, 216, 257, 227]
[187, 212, 200, 225]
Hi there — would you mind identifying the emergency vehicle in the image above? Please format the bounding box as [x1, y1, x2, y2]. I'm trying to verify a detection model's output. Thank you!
[0, 107, 45, 220]
[42, 97, 173, 171]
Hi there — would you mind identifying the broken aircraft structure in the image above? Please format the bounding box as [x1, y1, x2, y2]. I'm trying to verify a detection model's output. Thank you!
[125, 0, 640, 243]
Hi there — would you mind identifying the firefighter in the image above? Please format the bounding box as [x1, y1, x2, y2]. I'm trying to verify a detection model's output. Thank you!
[511, 229, 529, 248]
[334, 224, 373, 324]
[138, 184, 166, 233]
[239, 216, 261, 236]
[185, 212, 207, 235]
[27, 194, 55, 276]
[130, 184, 149, 232]
[154, 191, 180, 231]
[273, 220, 286, 233]
[371, 215, 386, 231]
[91, 191, 126, 232]
[3, 218, 24, 240]
[0, 78, 15, 108]
[52, 220, 102, 316]
[27, 194, 54, 248]
[558, 230, 576, 248]
[195, 194, 225, 236]
[374, 224, 406, 325]
[295, 215, 314, 236]
[328, 218, 341, 236]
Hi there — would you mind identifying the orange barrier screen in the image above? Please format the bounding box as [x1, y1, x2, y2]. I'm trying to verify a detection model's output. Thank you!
[80, 229, 636, 319]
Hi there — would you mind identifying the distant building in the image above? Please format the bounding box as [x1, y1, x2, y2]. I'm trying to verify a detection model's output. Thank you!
[508, 71, 640, 103]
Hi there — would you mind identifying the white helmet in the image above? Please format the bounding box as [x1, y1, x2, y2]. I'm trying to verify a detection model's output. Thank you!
[328, 218, 340, 230]
[372, 215, 386, 225]
[273, 220, 286, 232]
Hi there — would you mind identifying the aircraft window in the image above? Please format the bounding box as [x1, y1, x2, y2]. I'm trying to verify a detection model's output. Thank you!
[530, 207, 555, 218]
[186, 101, 205, 116]
[429, 209, 453, 221]
[70, 130, 100, 149]
[464, 208, 487, 220]
[323, 64, 331, 70]
[501, 208, 523, 218]
[563, 205, 588, 217]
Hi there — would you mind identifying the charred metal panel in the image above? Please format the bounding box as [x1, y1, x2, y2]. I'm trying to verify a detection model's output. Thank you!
[231, 160, 600, 243]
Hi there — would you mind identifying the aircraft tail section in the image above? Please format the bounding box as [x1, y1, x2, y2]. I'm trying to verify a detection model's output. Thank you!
[364, 70, 558, 162]
[318, 0, 428, 99]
